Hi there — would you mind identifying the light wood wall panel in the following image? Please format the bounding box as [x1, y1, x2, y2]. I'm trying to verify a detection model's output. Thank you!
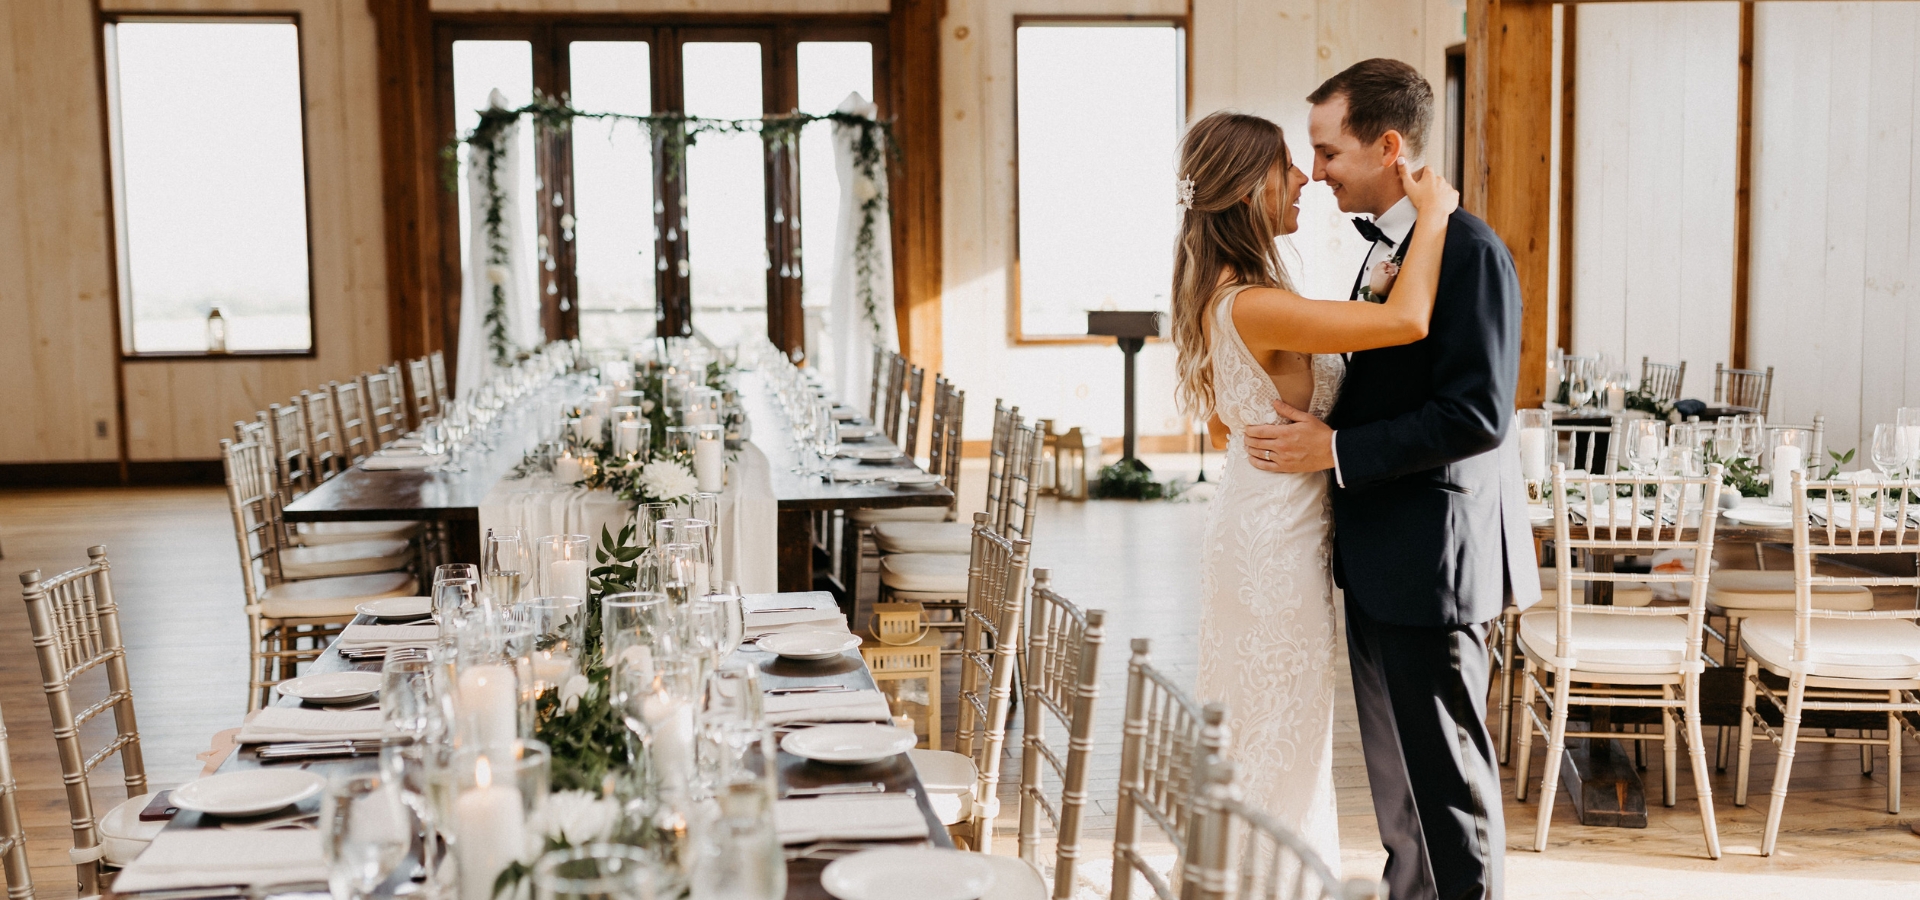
[63, 0, 392, 461]
[1749, 1, 1920, 459]
[429, 0, 888, 12]
[1569, 2, 1738, 402]
[0, 1, 123, 464]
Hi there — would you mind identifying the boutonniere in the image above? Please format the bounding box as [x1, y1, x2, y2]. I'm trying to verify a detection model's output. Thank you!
[1357, 258, 1400, 304]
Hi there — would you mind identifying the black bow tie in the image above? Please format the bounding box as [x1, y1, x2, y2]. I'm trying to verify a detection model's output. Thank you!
[1352, 217, 1395, 247]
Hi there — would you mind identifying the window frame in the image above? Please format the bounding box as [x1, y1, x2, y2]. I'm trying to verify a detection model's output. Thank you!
[432, 13, 890, 359]
[1009, 15, 1189, 346]
[102, 11, 320, 360]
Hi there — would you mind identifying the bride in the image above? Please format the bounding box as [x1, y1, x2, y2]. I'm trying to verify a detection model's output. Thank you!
[1171, 111, 1458, 866]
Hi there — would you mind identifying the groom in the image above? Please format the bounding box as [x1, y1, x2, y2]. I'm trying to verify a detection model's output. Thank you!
[1244, 59, 1539, 900]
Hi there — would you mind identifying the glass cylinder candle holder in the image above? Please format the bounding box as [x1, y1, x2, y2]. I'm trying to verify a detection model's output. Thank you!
[535, 534, 592, 604]
[614, 419, 650, 459]
[665, 425, 697, 461]
[1766, 426, 1815, 506]
[533, 845, 656, 900]
[450, 740, 551, 900]
[1517, 409, 1550, 500]
[694, 424, 726, 494]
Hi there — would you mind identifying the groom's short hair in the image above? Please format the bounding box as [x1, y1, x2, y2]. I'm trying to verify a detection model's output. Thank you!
[1307, 58, 1433, 159]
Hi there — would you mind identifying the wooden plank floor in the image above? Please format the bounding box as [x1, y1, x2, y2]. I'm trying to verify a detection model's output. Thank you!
[6, 466, 1920, 900]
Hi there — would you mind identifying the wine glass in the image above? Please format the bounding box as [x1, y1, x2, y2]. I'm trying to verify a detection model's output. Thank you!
[1566, 361, 1594, 410]
[811, 399, 840, 477]
[1872, 423, 1909, 481]
[1625, 420, 1665, 475]
[698, 589, 744, 654]
[321, 773, 412, 900]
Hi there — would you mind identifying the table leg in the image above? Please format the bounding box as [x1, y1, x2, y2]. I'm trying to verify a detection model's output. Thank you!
[778, 509, 813, 593]
[1562, 549, 1649, 826]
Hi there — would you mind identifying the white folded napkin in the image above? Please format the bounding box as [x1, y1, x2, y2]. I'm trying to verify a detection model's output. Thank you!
[337, 623, 438, 649]
[113, 828, 328, 893]
[775, 795, 929, 844]
[361, 453, 444, 470]
[763, 689, 894, 725]
[743, 592, 837, 613]
[238, 707, 385, 744]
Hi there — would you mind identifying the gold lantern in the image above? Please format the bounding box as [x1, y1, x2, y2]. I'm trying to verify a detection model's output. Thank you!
[1057, 427, 1089, 500]
[862, 602, 940, 748]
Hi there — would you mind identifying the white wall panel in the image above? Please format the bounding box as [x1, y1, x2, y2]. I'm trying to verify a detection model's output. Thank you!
[1750, 1, 1920, 459]
[1570, 2, 1738, 401]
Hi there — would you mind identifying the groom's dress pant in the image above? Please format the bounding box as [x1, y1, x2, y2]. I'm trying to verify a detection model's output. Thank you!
[1344, 596, 1504, 900]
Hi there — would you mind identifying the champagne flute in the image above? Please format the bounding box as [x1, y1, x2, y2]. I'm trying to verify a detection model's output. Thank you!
[483, 528, 529, 609]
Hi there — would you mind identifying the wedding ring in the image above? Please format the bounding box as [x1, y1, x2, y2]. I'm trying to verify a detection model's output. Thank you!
[1264, 449, 1274, 462]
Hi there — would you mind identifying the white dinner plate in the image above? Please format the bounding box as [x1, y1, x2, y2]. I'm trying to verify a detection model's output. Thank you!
[758, 631, 863, 660]
[355, 596, 432, 619]
[834, 409, 863, 423]
[1526, 504, 1552, 525]
[171, 769, 325, 818]
[782, 723, 917, 765]
[838, 425, 878, 441]
[822, 848, 995, 900]
[886, 472, 943, 490]
[1723, 506, 1792, 527]
[843, 448, 903, 463]
[274, 671, 383, 705]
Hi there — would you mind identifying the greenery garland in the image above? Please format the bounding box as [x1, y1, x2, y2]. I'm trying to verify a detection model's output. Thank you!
[450, 92, 897, 351]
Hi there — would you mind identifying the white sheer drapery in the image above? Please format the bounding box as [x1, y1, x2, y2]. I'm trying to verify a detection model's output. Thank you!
[826, 92, 898, 403]
[457, 90, 540, 395]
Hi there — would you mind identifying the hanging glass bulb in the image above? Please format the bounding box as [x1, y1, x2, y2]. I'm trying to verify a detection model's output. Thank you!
[779, 264, 791, 278]
[654, 199, 665, 215]
[657, 257, 668, 271]
[677, 259, 689, 277]
[666, 228, 678, 241]
[772, 208, 785, 224]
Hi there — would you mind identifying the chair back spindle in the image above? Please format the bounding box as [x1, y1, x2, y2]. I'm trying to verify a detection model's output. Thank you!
[331, 380, 373, 465]
[1018, 570, 1106, 899]
[406, 357, 437, 425]
[18, 547, 145, 897]
[301, 389, 345, 481]
[884, 353, 910, 446]
[428, 350, 451, 409]
[266, 400, 315, 498]
[360, 369, 404, 450]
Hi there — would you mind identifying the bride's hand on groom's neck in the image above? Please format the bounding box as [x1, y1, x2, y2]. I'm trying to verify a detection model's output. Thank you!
[1242, 399, 1334, 474]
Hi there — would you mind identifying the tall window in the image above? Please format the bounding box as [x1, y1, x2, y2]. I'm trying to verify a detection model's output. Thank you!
[1014, 21, 1184, 340]
[437, 22, 886, 358]
[106, 17, 314, 355]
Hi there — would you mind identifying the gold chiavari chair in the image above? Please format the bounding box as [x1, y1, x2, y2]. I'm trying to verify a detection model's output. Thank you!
[301, 388, 346, 480]
[1735, 472, 1920, 856]
[907, 512, 1031, 851]
[330, 380, 373, 465]
[1639, 357, 1687, 404]
[1180, 757, 1381, 900]
[866, 345, 889, 423]
[1111, 640, 1226, 900]
[360, 367, 405, 450]
[0, 698, 33, 900]
[1514, 463, 1725, 858]
[428, 350, 450, 409]
[222, 438, 415, 710]
[1714, 362, 1774, 418]
[1017, 570, 1106, 899]
[840, 380, 966, 604]
[18, 547, 156, 895]
[406, 356, 437, 425]
[228, 425, 410, 581]
[266, 399, 315, 498]
[883, 352, 909, 446]
[900, 363, 927, 458]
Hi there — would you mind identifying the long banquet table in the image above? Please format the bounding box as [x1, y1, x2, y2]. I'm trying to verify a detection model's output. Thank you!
[118, 594, 949, 900]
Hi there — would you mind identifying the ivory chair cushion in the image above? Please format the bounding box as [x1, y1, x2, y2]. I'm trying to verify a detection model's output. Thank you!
[259, 571, 417, 620]
[1739, 612, 1920, 681]
[872, 521, 971, 555]
[279, 538, 412, 580]
[1707, 569, 1874, 612]
[1517, 608, 1691, 675]
[908, 748, 976, 827]
[851, 507, 949, 525]
[296, 520, 419, 546]
[99, 791, 166, 866]
[978, 855, 1047, 900]
[879, 553, 970, 594]
[1537, 568, 1654, 607]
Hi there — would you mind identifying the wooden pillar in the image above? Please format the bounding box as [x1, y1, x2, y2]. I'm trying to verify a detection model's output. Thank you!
[1730, 1, 1755, 369]
[1555, 3, 1576, 357]
[1466, 0, 1554, 408]
[888, 0, 943, 377]
[369, 0, 447, 372]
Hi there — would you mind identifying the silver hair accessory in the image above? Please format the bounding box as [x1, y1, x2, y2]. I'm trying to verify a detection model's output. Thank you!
[1175, 176, 1195, 210]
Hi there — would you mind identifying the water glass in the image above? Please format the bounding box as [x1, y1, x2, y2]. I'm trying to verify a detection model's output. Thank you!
[656, 541, 710, 605]
[1624, 420, 1665, 475]
[689, 782, 785, 900]
[699, 590, 744, 653]
[634, 502, 674, 550]
[380, 649, 444, 741]
[533, 845, 656, 900]
[602, 592, 679, 673]
[419, 417, 447, 469]
[321, 773, 412, 900]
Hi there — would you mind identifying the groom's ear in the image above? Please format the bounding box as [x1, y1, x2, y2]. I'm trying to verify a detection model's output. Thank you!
[1378, 129, 1406, 167]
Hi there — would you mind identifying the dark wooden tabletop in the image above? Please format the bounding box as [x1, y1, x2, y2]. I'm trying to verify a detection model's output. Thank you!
[132, 596, 947, 900]
[737, 372, 954, 514]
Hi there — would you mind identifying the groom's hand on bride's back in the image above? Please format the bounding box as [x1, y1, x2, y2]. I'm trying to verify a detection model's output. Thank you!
[1243, 399, 1335, 474]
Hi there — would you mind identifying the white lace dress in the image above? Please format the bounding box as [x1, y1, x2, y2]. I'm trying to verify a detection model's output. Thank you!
[1197, 285, 1344, 869]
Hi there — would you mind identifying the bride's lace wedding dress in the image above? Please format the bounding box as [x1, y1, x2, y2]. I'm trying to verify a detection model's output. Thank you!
[1198, 285, 1344, 868]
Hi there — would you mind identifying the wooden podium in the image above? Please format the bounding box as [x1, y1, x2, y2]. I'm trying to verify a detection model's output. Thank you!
[1086, 310, 1164, 471]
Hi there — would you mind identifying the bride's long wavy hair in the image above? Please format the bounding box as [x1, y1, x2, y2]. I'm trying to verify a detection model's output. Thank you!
[1170, 112, 1298, 418]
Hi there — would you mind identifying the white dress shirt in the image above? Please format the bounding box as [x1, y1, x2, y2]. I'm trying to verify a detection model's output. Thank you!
[1332, 196, 1418, 488]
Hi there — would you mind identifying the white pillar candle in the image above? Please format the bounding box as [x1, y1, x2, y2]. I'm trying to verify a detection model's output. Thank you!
[457, 663, 518, 753]
[549, 558, 589, 604]
[552, 453, 584, 485]
[642, 693, 695, 785]
[695, 435, 724, 493]
[579, 413, 602, 445]
[1606, 385, 1626, 413]
[615, 421, 643, 457]
[1519, 427, 1549, 482]
[531, 650, 574, 691]
[455, 757, 528, 900]
[591, 394, 613, 423]
[1770, 445, 1803, 505]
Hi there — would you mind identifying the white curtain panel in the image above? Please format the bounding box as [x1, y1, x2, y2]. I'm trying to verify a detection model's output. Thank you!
[457, 90, 540, 395]
[827, 92, 899, 404]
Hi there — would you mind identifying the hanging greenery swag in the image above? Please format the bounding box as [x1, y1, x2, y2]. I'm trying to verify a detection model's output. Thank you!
[449, 92, 897, 364]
